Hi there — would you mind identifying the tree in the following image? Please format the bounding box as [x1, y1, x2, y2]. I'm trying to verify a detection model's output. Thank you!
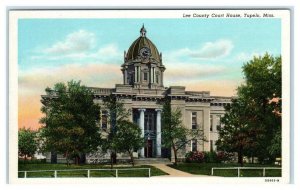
[40, 80, 101, 165]
[240, 54, 282, 162]
[216, 54, 282, 164]
[162, 99, 206, 165]
[18, 127, 37, 160]
[216, 98, 259, 166]
[114, 120, 144, 166]
[101, 94, 131, 168]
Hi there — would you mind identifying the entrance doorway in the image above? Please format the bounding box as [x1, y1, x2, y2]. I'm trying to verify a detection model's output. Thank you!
[145, 139, 153, 158]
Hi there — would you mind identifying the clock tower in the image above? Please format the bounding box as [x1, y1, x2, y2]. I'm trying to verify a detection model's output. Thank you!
[121, 25, 166, 89]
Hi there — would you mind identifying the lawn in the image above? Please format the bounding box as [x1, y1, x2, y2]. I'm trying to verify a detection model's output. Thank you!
[18, 163, 168, 178]
[169, 163, 281, 177]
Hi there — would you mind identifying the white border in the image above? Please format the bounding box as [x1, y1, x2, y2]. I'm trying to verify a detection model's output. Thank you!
[8, 9, 290, 184]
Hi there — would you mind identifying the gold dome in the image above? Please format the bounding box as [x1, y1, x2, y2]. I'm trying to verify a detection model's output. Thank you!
[126, 25, 160, 62]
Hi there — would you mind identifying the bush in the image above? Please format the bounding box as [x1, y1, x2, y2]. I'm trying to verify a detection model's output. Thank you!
[18, 158, 47, 164]
[205, 151, 236, 163]
[185, 151, 235, 163]
[185, 151, 193, 163]
[185, 151, 205, 163]
[204, 151, 218, 163]
[217, 151, 235, 163]
[216, 151, 225, 162]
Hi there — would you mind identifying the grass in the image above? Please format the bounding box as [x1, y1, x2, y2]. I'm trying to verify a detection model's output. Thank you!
[169, 163, 281, 177]
[18, 163, 168, 178]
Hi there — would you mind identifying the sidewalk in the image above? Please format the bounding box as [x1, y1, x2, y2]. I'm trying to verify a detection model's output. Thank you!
[149, 164, 217, 177]
[149, 164, 195, 177]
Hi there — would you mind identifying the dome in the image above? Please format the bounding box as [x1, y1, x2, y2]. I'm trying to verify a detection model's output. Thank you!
[126, 25, 160, 62]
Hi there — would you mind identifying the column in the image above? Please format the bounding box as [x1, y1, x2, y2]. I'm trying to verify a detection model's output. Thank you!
[122, 70, 125, 84]
[155, 109, 162, 157]
[134, 66, 137, 83]
[203, 109, 210, 151]
[138, 66, 141, 82]
[124, 69, 127, 84]
[153, 67, 155, 83]
[150, 67, 154, 83]
[138, 108, 146, 157]
[150, 67, 152, 83]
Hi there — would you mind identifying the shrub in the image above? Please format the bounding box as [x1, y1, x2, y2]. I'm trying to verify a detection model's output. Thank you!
[185, 151, 193, 163]
[185, 151, 205, 163]
[18, 158, 47, 164]
[204, 151, 218, 163]
[216, 151, 235, 162]
[216, 151, 225, 162]
[185, 151, 236, 163]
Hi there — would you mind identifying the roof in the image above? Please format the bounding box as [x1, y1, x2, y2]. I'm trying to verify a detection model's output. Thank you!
[126, 25, 160, 63]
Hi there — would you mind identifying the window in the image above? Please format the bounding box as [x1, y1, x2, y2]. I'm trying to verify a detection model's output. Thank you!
[101, 111, 108, 130]
[210, 140, 214, 152]
[210, 115, 213, 131]
[144, 72, 148, 81]
[156, 74, 159, 83]
[192, 112, 197, 129]
[192, 139, 197, 151]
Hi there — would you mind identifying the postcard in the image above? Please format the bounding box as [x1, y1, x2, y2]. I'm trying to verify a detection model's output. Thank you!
[8, 9, 291, 184]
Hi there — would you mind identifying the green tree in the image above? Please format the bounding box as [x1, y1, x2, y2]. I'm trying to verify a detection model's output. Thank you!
[217, 54, 282, 164]
[239, 54, 281, 162]
[101, 94, 131, 168]
[216, 98, 259, 166]
[40, 80, 101, 165]
[162, 100, 206, 165]
[114, 120, 144, 166]
[18, 127, 37, 160]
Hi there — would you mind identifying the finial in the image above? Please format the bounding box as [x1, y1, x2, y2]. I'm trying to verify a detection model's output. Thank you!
[140, 24, 146, 37]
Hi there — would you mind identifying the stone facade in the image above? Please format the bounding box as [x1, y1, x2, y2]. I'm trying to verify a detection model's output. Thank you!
[43, 25, 232, 163]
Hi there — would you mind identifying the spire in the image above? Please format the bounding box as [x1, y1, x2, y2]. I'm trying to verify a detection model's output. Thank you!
[140, 24, 147, 37]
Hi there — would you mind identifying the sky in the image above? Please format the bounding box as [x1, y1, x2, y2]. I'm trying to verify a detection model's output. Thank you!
[18, 18, 281, 130]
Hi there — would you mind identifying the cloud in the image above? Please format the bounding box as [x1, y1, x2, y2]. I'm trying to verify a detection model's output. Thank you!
[44, 30, 96, 55]
[31, 43, 121, 63]
[235, 51, 269, 62]
[190, 39, 234, 58]
[167, 39, 234, 60]
[165, 62, 227, 81]
[96, 44, 119, 57]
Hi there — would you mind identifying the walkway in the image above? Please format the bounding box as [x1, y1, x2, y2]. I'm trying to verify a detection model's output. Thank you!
[149, 164, 195, 177]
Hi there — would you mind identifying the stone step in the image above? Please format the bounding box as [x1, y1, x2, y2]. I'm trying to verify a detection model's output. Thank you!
[135, 158, 172, 165]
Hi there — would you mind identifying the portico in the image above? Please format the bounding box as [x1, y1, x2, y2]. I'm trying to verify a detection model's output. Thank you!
[135, 108, 162, 158]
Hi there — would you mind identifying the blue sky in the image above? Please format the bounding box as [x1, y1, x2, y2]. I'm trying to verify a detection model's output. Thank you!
[19, 19, 281, 69]
[18, 18, 281, 128]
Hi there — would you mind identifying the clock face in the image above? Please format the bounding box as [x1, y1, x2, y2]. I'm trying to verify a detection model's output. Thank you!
[139, 47, 151, 59]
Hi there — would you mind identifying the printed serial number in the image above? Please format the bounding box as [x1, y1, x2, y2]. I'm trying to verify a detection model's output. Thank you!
[265, 179, 280, 182]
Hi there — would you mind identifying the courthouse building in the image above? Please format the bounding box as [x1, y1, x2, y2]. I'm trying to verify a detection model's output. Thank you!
[43, 25, 232, 163]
